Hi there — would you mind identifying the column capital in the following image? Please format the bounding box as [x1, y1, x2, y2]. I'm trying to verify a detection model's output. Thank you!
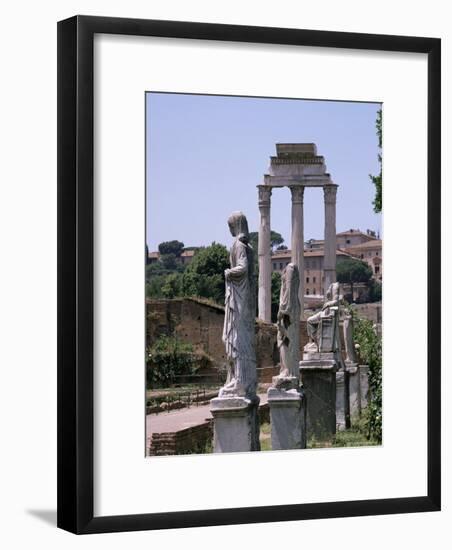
[257, 185, 272, 208]
[323, 185, 337, 204]
[289, 185, 305, 204]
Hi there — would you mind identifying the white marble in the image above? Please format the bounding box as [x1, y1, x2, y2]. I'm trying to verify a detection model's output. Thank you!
[257, 186, 272, 323]
[210, 396, 260, 453]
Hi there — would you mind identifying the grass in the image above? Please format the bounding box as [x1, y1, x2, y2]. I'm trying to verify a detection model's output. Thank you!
[259, 422, 272, 451]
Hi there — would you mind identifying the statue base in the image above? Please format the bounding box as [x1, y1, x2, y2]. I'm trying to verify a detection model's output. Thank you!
[345, 362, 361, 421]
[336, 369, 350, 431]
[299, 355, 337, 442]
[267, 385, 306, 450]
[210, 395, 260, 453]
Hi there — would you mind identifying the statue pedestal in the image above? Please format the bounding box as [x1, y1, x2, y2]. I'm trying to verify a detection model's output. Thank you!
[359, 365, 370, 410]
[299, 353, 337, 442]
[336, 369, 350, 431]
[346, 362, 361, 421]
[210, 396, 260, 453]
[267, 385, 306, 450]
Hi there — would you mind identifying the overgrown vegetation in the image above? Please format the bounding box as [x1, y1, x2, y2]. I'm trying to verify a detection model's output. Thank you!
[369, 109, 382, 213]
[146, 336, 203, 389]
[352, 314, 382, 443]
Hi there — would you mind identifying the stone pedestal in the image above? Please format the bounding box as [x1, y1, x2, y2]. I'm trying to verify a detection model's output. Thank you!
[335, 370, 350, 431]
[299, 354, 337, 442]
[268, 384, 306, 450]
[359, 365, 370, 410]
[210, 396, 260, 453]
[346, 362, 361, 420]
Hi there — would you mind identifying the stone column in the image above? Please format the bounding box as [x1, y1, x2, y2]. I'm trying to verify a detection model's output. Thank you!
[290, 186, 305, 314]
[323, 185, 337, 295]
[258, 185, 272, 322]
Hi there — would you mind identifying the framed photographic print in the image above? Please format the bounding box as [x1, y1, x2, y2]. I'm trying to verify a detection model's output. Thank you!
[57, 15, 441, 534]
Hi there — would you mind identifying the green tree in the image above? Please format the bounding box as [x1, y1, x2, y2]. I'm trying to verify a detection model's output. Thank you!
[161, 273, 182, 299]
[336, 258, 373, 300]
[271, 271, 282, 322]
[369, 109, 382, 213]
[158, 240, 185, 257]
[249, 230, 285, 252]
[182, 242, 229, 304]
[160, 253, 178, 271]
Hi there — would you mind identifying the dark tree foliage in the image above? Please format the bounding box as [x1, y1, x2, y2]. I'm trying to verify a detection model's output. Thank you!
[336, 258, 373, 284]
[158, 240, 185, 257]
[369, 109, 382, 213]
[248, 230, 285, 252]
[337, 258, 373, 301]
[182, 242, 229, 304]
[271, 271, 282, 322]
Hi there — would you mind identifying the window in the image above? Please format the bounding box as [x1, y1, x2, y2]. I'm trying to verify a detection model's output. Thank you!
[346, 239, 350, 244]
[313, 289, 316, 295]
[306, 289, 310, 295]
[279, 262, 283, 270]
[360, 254, 364, 259]
[313, 276, 316, 283]
[375, 266, 380, 274]
[376, 251, 379, 256]
[273, 262, 277, 270]
[306, 277, 310, 283]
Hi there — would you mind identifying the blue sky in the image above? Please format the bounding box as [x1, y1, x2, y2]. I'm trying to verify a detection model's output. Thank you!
[146, 92, 381, 251]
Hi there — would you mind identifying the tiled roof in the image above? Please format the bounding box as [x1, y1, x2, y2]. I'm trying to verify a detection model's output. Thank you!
[345, 239, 382, 250]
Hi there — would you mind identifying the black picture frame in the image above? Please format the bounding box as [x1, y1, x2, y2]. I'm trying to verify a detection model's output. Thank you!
[57, 15, 441, 534]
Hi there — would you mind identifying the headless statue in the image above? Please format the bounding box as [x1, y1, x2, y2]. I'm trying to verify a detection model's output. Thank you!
[220, 211, 257, 399]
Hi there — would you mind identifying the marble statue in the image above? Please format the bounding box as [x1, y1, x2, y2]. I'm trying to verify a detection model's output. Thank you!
[273, 263, 301, 389]
[305, 281, 343, 354]
[220, 211, 257, 399]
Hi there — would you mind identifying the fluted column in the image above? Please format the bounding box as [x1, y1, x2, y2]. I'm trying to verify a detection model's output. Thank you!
[258, 185, 272, 322]
[290, 186, 305, 315]
[323, 185, 338, 295]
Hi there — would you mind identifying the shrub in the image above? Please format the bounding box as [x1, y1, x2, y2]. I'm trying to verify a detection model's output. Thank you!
[146, 336, 199, 388]
[352, 314, 382, 443]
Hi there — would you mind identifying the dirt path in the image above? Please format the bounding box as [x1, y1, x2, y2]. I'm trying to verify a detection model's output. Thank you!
[146, 393, 268, 436]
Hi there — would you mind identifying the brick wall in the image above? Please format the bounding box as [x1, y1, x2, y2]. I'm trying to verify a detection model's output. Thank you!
[147, 298, 311, 382]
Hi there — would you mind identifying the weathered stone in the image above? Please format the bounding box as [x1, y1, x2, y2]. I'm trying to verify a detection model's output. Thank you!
[210, 396, 260, 453]
[336, 370, 350, 431]
[258, 186, 272, 322]
[299, 359, 337, 441]
[220, 211, 257, 399]
[306, 282, 342, 353]
[268, 387, 306, 450]
[346, 362, 361, 419]
[323, 185, 337, 294]
[359, 365, 370, 409]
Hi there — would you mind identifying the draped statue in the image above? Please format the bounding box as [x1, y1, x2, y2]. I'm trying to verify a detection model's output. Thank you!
[220, 212, 257, 399]
[273, 263, 301, 388]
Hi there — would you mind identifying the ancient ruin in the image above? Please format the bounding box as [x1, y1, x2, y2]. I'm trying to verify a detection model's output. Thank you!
[267, 263, 306, 449]
[258, 143, 337, 322]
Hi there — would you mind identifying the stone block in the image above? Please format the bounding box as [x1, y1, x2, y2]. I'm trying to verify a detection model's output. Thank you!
[346, 362, 361, 420]
[299, 359, 337, 442]
[359, 365, 370, 409]
[336, 370, 350, 431]
[268, 387, 306, 450]
[210, 396, 260, 453]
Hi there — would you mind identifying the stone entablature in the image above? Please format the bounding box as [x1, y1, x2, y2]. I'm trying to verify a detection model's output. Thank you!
[257, 143, 338, 321]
